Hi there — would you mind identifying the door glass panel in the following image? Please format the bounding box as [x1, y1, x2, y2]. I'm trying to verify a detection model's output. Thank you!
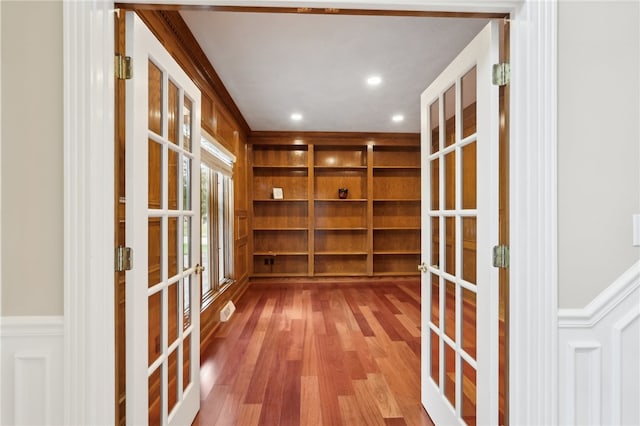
[168, 282, 178, 346]
[183, 157, 192, 210]
[444, 342, 456, 408]
[444, 151, 456, 210]
[148, 291, 162, 366]
[168, 217, 178, 279]
[431, 330, 440, 385]
[183, 217, 191, 270]
[431, 159, 439, 210]
[168, 349, 178, 414]
[183, 334, 191, 390]
[444, 280, 456, 340]
[430, 99, 440, 154]
[445, 217, 456, 275]
[168, 149, 179, 210]
[462, 359, 477, 426]
[461, 143, 477, 210]
[167, 80, 179, 145]
[431, 217, 440, 268]
[148, 218, 162, 287]
[183, 97, 192, 153]
[462, 217, 477, 284]
[148, 140, 162, 209]
[444, 85, 456, 147]
[461, 67, 477, 139]
[148, 367, 161, 426]
[462, 288, 477, 358]
[148, 61, 162, 135]
[183, 276, 191, 330]
[431, 274, 440, 326]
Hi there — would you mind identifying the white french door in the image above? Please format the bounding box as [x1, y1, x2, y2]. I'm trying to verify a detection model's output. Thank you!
[420, 21, 500, 426]
[125, 12, 201, 426]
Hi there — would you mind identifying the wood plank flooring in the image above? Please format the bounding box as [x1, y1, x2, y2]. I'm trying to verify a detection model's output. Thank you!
[193, 281, 434, 426]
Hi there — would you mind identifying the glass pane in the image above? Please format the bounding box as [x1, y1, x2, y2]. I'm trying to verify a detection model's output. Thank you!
[148, 218, 162, 287]
[462, 287, 477, 359]
[183, 157, 192, 210]
[201, 166, 211, 295]
[431, 158, 439, 210]
[430, 99, 440, 154]
[444, 151, 456, 210]
[461, 66, 477, 139]
[430, 330, 440, 385]
[167, 80, 179, 145]
[183, 217, 191, 270]
[444, 84, 456, 147]
[148, 291, 162, 366]
[444, 280, 456, 340]
[217, 173, 226, 284]
[183, 334, 191, 391]
[183, 276, 191, 330]
[148, 60, 162, 135]
[431, 273, 440, 326]
[462, 142, 477, 210]
[462, 217, 477, 284]
[431, 217, 440, 268]
[444, 342, 456, 408]
[168, 149, 179, 210]
[445, 217, 456, 275]
[148, 367, 162, 426]
[168, 349, 178, 415]
[168, 282, 178, 346]
[148, 140, 162, 209]
[183, 97, 193, 152]
[462, 359, 477, 426]
[168, 217, 178, 278]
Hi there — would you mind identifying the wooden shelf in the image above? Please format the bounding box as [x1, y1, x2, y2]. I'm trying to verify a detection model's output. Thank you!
[250, 138, 422, 278]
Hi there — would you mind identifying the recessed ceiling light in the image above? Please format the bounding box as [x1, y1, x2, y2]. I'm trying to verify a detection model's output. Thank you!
[367, 75, 382, 86]
[392, 114, 404, 122]
[290, 113, 303, 121]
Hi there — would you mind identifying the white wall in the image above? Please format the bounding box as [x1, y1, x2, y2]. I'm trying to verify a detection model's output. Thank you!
[0, 1, 63, 316]
[558, 0, 640, 309]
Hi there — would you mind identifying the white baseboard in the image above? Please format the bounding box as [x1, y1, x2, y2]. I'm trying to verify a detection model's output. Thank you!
[0, 316, 64, 426]
[558, 261, 640, 425]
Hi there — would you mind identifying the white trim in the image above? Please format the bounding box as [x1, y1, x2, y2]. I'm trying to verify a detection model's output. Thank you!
[1, 316, 64, 426]
[66, 1, 559, 424]
[558, 259, 640, 328]
[63, 1, 115, 425]
[557, 265, 640, 425]
[508, 1, 558, 425]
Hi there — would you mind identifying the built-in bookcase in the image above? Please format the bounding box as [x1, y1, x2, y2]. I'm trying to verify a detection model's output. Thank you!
[249, 136, 420, 277]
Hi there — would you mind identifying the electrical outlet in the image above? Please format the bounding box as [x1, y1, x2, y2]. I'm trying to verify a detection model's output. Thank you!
[269, 258, 274, 265]
[264, 258, 269, 265]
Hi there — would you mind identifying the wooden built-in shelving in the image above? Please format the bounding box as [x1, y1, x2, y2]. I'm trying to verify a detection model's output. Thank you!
[249, 134, 420, 278]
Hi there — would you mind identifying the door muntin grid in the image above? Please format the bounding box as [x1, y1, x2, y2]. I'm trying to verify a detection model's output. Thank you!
[427, 65, 479, 425]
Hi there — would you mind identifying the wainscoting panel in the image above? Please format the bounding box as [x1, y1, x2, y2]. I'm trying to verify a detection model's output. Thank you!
[0, 316, 64, 425]
[558, 260, 640, 425]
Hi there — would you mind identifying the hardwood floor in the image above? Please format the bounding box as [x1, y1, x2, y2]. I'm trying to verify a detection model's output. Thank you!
[193, 280, 434, 426]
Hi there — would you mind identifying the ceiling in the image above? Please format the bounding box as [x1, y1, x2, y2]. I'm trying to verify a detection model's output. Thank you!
[180, 10, 490, 133]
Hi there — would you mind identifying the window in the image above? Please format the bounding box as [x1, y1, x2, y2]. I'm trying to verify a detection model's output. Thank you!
[200, 132, 235, 309]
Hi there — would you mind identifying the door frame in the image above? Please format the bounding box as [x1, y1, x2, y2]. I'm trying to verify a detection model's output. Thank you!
[62, 1, 558, 425]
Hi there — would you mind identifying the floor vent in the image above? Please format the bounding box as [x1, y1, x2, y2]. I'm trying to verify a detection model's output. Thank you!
[220, 300, 236, 322]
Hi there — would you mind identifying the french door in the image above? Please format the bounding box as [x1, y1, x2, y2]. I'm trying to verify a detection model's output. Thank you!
[420, 21, 500, 425]
[125, 12, 201, 426]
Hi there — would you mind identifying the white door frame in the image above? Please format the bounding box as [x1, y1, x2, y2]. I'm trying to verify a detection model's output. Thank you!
[62, 1, 557, 425]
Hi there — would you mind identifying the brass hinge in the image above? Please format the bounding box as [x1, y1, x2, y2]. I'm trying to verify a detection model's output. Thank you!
[115, 246, 133, 272]
[115, 54, 132, 80]
[492, 62, 510, 86]
[493, 245, 509, 269]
